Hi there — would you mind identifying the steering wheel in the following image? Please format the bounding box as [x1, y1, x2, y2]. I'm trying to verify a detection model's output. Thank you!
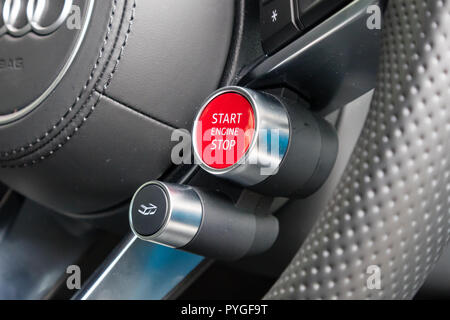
[265, 0, 450, 299]
[1, 0, 449, 300]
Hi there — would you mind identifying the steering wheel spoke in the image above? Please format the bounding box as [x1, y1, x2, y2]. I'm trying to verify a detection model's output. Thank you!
[266, 0, 450, 300]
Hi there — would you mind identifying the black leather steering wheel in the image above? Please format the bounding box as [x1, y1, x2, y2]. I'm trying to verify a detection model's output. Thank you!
[266, 0, 450, 299]
[1, 0, 449, 300]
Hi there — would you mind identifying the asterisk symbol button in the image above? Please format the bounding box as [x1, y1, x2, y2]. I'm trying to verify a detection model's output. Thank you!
[271, 9, 278, 23]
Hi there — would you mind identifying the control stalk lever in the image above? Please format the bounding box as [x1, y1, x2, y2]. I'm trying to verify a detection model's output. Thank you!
[129, 181, 278, 260]
[192, 86, 338, 198]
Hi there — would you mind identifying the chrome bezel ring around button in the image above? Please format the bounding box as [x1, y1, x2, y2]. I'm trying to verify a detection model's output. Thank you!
[192, 86, 290, 187]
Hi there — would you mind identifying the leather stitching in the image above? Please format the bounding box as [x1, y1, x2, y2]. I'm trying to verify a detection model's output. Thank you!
[0, 0, 118, 159]
[0, 0, 136, 168]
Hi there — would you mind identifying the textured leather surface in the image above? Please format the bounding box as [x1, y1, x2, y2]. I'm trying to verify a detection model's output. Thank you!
[0, 0, 117, 167]
[0, 94, 175, 213]
[0, 0, 234, 213]
[104, 0, 235, 128]
[266, 0, 450, 299]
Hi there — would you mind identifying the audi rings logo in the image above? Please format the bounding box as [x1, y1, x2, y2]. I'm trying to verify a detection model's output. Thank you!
[0, 0, 73, 37]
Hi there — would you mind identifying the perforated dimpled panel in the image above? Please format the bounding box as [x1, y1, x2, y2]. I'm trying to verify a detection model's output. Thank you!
[265, 0, 450, 299]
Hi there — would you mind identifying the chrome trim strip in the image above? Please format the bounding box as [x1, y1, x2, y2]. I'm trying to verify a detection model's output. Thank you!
[76, 234, 204, 300]
[0, 0, 94, 124]
[79, 235, 137, 300]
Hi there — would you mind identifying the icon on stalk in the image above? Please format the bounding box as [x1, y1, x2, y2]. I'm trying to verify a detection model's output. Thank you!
[138, 203, 158, 216]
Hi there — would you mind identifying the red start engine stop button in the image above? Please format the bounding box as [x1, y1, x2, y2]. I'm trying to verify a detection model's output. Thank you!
[194, 92, 255, 170]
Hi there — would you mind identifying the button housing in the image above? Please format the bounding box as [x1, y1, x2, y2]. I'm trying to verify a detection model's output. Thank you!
[260, 0, 354, 54]
[129, 181, 279, 260]
[193, 87, 290, 187]
[193, 86, 339, 198]
[260, 0, 302, 54]
[295, 0, 353, 29]
[129, 182, 202, 248]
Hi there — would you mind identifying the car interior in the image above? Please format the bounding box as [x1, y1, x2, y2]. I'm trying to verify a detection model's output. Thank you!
[0, 0, 449, 300]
